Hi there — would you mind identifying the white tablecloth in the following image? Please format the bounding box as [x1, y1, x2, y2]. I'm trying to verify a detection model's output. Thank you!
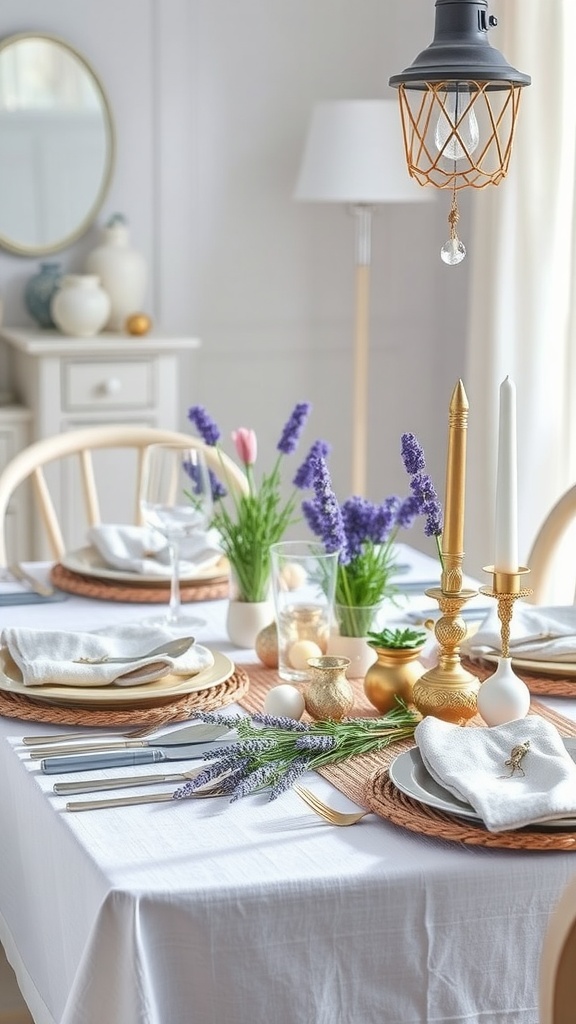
[1, 548, 576, 1024]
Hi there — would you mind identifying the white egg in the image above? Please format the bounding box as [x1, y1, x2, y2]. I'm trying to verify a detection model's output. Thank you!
[263, 684, 305, 720]
[288, 639, 322, 670]
[279, 562, 307, 591]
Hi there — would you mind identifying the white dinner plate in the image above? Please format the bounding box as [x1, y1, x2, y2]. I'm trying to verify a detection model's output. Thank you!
[388, 738, 576, 829]
[59, 544, 226, 585]
[0, 646, 235, 709]
[60, 545, 229, 586]
[483, 653, 576, 678]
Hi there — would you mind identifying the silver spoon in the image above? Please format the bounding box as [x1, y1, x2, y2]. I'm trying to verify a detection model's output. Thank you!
[72, 635, 195, 664]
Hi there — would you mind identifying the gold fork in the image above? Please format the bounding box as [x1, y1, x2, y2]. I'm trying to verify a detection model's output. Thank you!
[22, 720, 163, 746]
[293, 785, 371, 826]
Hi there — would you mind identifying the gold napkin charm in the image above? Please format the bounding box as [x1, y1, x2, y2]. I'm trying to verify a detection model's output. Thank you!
[500, 740, 530, 778]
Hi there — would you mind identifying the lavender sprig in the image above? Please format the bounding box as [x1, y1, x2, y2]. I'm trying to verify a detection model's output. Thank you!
[400, 432, 444, 570]
[171, 701, 419, 805]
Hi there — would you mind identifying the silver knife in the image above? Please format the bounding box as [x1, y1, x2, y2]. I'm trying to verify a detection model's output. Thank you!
[8, 562, 54, 598]
[41, 739, 228, 774]
[54, 766, 204, 795]
[29, 722, 233, 759]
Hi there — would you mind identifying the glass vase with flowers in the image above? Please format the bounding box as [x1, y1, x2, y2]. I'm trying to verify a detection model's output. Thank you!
[187, 402, 328, 647]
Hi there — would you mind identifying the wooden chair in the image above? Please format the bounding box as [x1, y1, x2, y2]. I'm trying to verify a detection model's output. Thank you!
[526, 485, 576, 605]
[540, 873, 576, 1024]
[0, 425, 247, 566]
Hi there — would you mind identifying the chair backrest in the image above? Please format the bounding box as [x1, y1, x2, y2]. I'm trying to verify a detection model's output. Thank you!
[526, 484, 576, 605]
[0, 425, 248, 565]
[540, 873, 576, 1024]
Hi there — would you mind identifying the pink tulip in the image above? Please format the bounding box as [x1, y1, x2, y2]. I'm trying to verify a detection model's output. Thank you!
[232, 428, 257, 466]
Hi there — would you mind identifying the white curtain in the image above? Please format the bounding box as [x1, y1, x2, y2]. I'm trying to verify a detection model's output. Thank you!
[465, 0, 576, 600]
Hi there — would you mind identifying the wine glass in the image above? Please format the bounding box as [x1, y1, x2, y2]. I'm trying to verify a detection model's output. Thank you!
[139, 443, 214, 633]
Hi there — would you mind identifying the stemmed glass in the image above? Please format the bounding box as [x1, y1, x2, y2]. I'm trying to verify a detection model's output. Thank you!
[139, 443, 214, 633]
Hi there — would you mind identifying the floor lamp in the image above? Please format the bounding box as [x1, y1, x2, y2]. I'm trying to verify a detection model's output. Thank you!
[294, 99, 430, 496]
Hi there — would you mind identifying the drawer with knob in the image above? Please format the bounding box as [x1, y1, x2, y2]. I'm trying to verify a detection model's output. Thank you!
[62, 359, 154, 411]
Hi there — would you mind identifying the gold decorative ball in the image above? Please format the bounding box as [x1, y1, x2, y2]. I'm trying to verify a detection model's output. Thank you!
[126, 313, 152, 336]
[255, 622, 278, 669]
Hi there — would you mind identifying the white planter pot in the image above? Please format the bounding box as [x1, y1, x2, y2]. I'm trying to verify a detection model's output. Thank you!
[51, 274, 111, 338]
[86, 218, 147, 331]
[326, 634, 377, 679]
[226, 599, 274, 649]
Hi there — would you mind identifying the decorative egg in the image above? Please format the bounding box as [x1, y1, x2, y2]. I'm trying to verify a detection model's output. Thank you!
[126, 312, 152, 336]
[288, 639, 323, 671]
[255, 622, 278, 668]
[279, 562, 307, 591]
[263, 684, 305, 721]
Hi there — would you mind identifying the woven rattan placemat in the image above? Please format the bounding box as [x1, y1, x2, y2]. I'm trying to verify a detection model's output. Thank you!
[237, 664, 576, 850]
[0, 666, 249, 727]
[50, 564, 229, 604]
[462, 656, 576, 698]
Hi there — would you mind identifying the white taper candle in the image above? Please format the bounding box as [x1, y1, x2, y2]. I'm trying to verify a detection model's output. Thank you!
[494, 376, 518, 573]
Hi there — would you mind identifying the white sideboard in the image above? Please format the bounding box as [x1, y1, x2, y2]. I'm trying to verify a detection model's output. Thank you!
[1, 327, 201, 558]
[0, 404, 32, 560]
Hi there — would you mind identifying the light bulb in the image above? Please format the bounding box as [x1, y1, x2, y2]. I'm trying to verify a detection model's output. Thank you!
[434, 85, 479, 162]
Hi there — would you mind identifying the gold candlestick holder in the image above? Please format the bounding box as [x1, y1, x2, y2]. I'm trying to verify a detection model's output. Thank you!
[480, 567, 532, 657]
[412, 557, 481, 724]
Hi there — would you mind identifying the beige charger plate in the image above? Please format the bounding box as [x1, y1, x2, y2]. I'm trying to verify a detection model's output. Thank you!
[61, 545, 229, 586]
[482, 652, 576, 678]
[0, 647, 234, 710]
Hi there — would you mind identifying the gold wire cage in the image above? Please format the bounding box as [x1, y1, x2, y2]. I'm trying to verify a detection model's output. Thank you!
[396, 79, 524, 191]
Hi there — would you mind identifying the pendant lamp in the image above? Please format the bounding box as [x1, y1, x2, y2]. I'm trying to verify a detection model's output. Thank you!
[389, 0, 530, 263]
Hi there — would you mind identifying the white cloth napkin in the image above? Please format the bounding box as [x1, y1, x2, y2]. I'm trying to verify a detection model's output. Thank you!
[87, 524, 223, 577]
[461, 604, 576, 662]
[415, 715, 576, 832]
[1, 623, 214, 688]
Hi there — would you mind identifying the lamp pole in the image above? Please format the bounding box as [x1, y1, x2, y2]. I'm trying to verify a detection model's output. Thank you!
[351, 205, 373, 497]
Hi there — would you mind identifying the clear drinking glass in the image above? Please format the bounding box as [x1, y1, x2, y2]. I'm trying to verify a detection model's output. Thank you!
[270, 540, 338, 682]
[139, 443, 213, 633]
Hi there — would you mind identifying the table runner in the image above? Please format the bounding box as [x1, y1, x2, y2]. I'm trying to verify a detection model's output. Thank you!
[237, 663, 576, 808]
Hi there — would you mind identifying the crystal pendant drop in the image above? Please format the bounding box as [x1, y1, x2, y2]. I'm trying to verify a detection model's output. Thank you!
[440, 238, 466, 265]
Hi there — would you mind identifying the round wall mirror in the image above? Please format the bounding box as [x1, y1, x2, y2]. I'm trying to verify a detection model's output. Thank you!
[0, 32, 115, 256]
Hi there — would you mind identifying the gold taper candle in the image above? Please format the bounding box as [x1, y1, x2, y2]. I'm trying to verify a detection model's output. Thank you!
[442, 380, 469, 593]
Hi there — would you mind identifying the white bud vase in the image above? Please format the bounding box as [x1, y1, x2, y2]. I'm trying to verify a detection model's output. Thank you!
[51, 274, 111, 338]
[85, 215, 147, 331]
[476, 657, 531, 726]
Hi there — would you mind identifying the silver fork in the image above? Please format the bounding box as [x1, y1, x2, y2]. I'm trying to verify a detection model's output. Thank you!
[294, 785, 371, 826]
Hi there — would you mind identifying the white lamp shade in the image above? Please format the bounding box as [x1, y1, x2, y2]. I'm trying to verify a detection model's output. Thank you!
[294, 99, 430, 204]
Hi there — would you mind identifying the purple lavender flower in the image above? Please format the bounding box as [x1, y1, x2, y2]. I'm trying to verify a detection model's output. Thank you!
[294, 734, 337, 752]
[230, 763, 279, 802]
[277, 402, 311, 454]
[268, 757, 310, 800]
[250, 713, 310, 732]
[293, 439, 331, 490]
[410, 473, 443, 536]
[401, 432, 426, 476]
[189, 711, 245, 728]
[395, 494, 420, 530]
[187, 405, 221, 446]
[303, 455, 345, 554]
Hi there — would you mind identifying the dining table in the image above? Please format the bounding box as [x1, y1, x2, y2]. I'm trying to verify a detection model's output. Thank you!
[1, 544, 576, 1024]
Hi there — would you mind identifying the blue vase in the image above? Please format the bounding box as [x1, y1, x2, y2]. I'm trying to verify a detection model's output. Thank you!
[24, 262, 63, 328]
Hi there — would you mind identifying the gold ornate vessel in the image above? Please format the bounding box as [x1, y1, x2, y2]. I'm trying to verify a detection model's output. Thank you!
[304, 656, 354, 721]
[364, 644, 426, 714]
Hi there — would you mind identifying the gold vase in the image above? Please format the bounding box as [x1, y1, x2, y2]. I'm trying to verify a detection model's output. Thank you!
[303, 656, 354, 721]
[363, 645, 426, 714]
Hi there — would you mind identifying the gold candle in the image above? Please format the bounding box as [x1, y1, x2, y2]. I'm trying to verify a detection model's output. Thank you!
[442, 379, 469, 594]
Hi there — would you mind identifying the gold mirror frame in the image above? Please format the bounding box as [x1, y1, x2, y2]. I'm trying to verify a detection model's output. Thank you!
[0, 32, 116, 256]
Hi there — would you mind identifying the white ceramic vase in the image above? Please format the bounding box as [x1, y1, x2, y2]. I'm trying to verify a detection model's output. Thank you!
[226, 599, 274, 649]
[476, 657, 531, 726]
[51, 274, 111, 338]
[85, 215, 147, 331]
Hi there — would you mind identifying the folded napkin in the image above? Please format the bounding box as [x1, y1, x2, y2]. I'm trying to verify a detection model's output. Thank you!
[1, 623, 214, 688]
[87, 524, 223, 577]
[415, 715, 576, 832]
[461, 604, 576, 663]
